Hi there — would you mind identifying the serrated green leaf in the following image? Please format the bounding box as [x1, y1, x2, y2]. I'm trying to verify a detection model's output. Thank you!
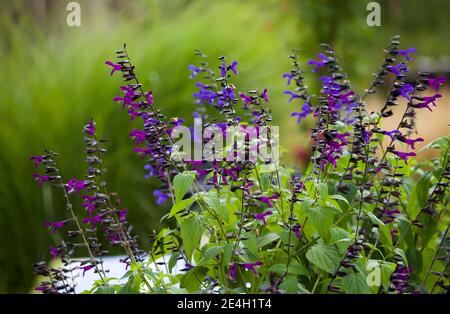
[257, 232, 280, 248]
[308, 207, 333, 241]
[393, 248, 408, 264]
[379, 224, 393, 249]
[168, 196, 196, 218]
[94, 286, 116, 294]
[180, 215, 205, 261]
[319, 182, 328, 199]
[330, 227, 352, 254]
[330, 194, 350, 210]
[173, 171, 196, 202]
[203, 191, 229, 222]
[341, 271, 371, 294]
[367, 211, 385, 227]
[306, 243, 340, 274]
[416, 172, 432, 210]
[381, 262, 396, 291]
[199, 245, 223, 264]
[180, 266, 208, 293]
[279, 275, 299, 293]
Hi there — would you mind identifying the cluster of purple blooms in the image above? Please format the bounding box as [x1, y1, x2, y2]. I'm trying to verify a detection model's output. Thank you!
[31, 37, 448, 294]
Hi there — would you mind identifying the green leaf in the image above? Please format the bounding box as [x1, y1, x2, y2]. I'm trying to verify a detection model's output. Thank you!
[329, 194, 350, 210]
[168, 251, 180, 272]
[242, 232, 259, 259]
[318, 182, 328, 199]
[168, 196, 196, 218]
[180, 266, 208, 292]
[379, 224, 393, 249]
[173, 171, 196, 202]
[267, 263, 287, 273]
[393, 248, 408, 265]
[308, 207, 333, 241]
[203, 191, 229, 222]
[341, 271, 371, 294]
[279, 275, 299, 293]
[381, 262, 396, 291]
[416, 172, 432, 210]
[94, 286, 116, 294]
[419, 136, 449, 152]
[367, 212, 385, 227]
[267, 262, 308, 276]
[118, 284, 137, 294]
[199, 245, 223, 264]
[257, 232, 280, 248]
[330, 227, 352, 254]
[289, 260, 309, 276]
[306, 243, 340, 274]
[180, 215, 205, 261]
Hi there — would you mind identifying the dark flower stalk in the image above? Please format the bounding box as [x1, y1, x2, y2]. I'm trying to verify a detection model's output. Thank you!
[32, 150, 108, 290]
[82, 119, 145, 263]
[82, 118, 157, 292]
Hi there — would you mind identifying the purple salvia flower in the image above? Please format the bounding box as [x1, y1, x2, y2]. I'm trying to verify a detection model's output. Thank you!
[391, 150, 416, 163]
[87, 119, 95, 135]
[427, 76, 446, 92]
[81, 195, 97, 215]
[307, 53, 328, 72]
[384, 209, 400, 224]
[383, 130, 401, 139]
[292, 224, 302, 238]
[221, 86, 235, 102]
[114, 85, 137, 108]
[399, 84, 414, 101]
[363, 130, 372, 144]
[49, 246, 59, 259]
[229, 60, 238, 75]
[104, 60, 122, 76]
[133, 146, 153, 158]
[402, 137, 424, 150]
[193, 82, 218, 105]
[391, 265, 411, 293]
[256, 194, 280, 208]
[291, 102, 311, 124]
[220, 60, 238, 77]
[144, 164, 157, 179]
[389, 63, 409, 76]
[284, 90, 300, 102]
[239, 93, 253, 109]
[30, 156, 44, 168]
[260, 88, 269, 102]
[32, 173, 50, 186]
[144, 91, 154, 105]
[80, 264, 95, 276]
[188, 65, 201, 79]
[254, 211, 273, 225]
[153, 189, 169, 205]
[130, 129, 147, 144]
[116, 209, 128, 222]
[229, 262, 237, 281]
[282, 72, 294, 85]
[390, 229, 398, 242]
[242, 261, 263, 274]
[65, 178, 87, 194]
[43, 220, 69, 233]
[412, 94, 442, 111]
[170, 117, 185, 127]
[397, 48, 416, 61]
[82, 214, 103, 227]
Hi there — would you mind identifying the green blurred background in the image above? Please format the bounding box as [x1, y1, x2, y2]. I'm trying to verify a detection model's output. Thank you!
[0, 0, 449, 293]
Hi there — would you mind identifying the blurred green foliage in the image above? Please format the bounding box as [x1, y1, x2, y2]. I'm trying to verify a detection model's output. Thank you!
[0, 0, 449, 293]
